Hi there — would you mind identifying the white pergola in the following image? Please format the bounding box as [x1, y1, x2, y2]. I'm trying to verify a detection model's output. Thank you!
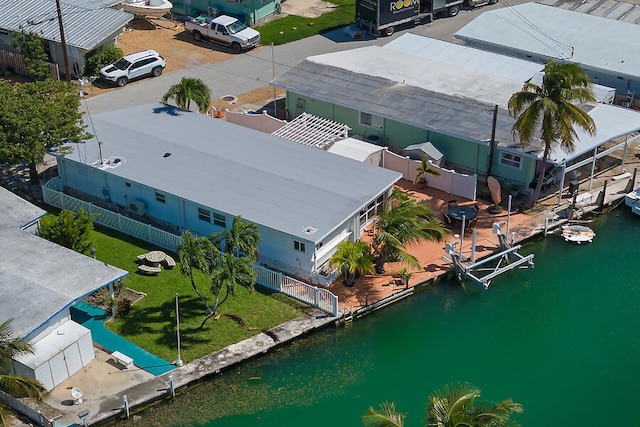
[271, 112, 351, 150]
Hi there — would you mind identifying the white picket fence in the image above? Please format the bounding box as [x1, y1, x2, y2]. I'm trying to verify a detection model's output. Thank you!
[42, 178, 338, 316]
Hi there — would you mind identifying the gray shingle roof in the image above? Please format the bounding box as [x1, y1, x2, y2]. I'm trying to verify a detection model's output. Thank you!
[0, 187, 127, 339]
[271, 47, 518, 143]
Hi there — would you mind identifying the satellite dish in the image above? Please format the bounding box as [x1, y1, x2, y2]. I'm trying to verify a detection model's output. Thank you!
[71, 387, 83, 404]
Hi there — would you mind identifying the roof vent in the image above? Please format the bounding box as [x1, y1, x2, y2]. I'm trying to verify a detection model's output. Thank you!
[303, 226, 317, 234]
[163, 152, 171, 158]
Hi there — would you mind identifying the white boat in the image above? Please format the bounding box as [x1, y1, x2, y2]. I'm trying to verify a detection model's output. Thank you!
[116, 0, 173, 18]
[561, 225, 596, 244]
[625, 188, 640, 216]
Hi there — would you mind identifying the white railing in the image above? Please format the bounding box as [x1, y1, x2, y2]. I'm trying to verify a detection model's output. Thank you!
[42, 178, 338, 316]
[254, 265, 338, 316]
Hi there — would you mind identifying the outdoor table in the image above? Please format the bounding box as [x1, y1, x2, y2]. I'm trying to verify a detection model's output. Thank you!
[448, 206, 477, 222]
[145, 251, 166, 266]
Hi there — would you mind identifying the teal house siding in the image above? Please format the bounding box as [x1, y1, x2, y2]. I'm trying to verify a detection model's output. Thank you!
[172, 0, 279, 25]
[286, 92, 508, 178]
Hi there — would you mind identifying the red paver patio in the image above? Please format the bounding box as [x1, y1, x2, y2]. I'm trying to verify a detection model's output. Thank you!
[326, 179, 538, 313]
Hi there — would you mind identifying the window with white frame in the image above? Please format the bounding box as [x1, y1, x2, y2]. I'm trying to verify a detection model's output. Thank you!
[360, 112, 383, 129]
[294, 240, 306, 252]
[213, 212, 226, 227]
[500, 152, 522, 169]
[198, 208, 211, 222]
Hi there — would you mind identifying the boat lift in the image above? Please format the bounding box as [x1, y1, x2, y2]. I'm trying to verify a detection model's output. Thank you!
[443, 196, 534, 289]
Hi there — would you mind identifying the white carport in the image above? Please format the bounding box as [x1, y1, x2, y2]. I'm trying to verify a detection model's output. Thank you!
[544, 104, 640, 203]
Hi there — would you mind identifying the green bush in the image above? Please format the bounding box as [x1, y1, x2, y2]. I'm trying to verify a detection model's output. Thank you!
[116, 298, 132, 318]
[84, 44, 123, 77]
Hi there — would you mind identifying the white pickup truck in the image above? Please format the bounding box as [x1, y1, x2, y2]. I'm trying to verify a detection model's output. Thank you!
[184, 15, 261, 52]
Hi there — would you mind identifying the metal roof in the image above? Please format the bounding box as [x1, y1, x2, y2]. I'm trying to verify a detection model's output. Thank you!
[0, 187, 127, 339]
[63, 104, 401, 243]
[384, 33, 544, 82]
[404, 142, 444, 161]
[454, 2, 640, 79]
[548, 103, 640, 164]
[0, 0, 133, 50]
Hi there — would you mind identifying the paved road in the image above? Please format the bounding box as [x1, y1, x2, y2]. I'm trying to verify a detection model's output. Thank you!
[82, 0, 527, 114]
[83, 0, 638, 114]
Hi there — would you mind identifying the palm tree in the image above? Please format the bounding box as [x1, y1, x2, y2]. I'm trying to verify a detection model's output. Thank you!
[508, 59, 597, 208]
[329, 240, 375, 287]
[414, 155, 440, 186]
[372, 188, 448, 274]
[177, 231, 218, 314]
[425, 382, 523, 427]
[200, 252, 257, 328]
[362, 383, 522, 427]
[210, 216, 261, 261]
[162, 77, 211, 113]
[0, 319, 44, 427]
[362, 401, 405, 427]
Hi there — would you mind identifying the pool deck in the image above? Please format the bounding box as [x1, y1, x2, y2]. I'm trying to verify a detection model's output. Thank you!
[25, 168, 640, 427]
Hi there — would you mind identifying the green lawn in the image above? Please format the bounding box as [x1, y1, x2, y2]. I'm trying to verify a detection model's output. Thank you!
[85, 225, 310, 363]
[256, 0, 356, 45]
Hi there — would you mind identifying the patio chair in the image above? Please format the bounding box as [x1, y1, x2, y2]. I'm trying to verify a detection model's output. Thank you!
[442, 212, 453, 226]
[465, 217, 478, 231]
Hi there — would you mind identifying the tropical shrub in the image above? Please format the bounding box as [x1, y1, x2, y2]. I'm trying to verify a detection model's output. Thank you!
[84, 43, 123, 77]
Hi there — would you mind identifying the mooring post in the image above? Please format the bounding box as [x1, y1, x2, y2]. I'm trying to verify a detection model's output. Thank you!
[599, 180, 608, 210]
[544, 217, 549, 236]
[470, 230, 477, 263]
[123, 395, 129, 418]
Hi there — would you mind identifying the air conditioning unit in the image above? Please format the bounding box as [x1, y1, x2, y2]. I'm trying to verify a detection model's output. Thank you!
[207, 6, 218, 16]
[128, 200, 147, 216]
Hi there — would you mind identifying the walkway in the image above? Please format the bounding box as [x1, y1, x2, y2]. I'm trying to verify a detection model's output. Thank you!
[71, 302, 175, 376]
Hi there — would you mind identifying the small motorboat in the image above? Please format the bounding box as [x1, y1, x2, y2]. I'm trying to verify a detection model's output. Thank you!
[561, 225, 595, 244]
[116, 0, 173, 18]
[625, 188, 640, 216]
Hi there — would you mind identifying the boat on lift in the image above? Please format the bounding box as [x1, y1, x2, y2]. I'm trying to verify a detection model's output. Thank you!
[115, 0, 173, 18]
[625, 188, 640, 216]
[561, 224, 595, 244]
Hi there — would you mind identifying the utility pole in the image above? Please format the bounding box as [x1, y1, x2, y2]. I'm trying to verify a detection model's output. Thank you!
[55, 0, 71, 81]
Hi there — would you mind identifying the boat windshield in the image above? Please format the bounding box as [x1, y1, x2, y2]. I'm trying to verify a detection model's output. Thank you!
[113, 58, 132, 70]
[227, 21, 247, 34]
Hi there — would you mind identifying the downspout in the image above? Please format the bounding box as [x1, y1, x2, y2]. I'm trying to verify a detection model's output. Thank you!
[486, 104, 498, 177]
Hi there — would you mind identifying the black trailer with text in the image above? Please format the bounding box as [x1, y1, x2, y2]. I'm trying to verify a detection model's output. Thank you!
[355, 0, 497, 37]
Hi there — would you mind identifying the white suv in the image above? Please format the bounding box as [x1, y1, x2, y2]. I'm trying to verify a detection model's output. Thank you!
[99, 50, 166, 87]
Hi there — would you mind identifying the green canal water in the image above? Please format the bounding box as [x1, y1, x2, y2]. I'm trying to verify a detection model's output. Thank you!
[123, 209, 640, 427]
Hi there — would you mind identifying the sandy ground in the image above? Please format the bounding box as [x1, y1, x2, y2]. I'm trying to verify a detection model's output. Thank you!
[85, 16, 286, 109]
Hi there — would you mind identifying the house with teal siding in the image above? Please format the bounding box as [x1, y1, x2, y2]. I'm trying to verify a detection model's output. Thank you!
[271, 33, 640, 197]
[171, 0, 280, 25]
[55, 103, 401, 284]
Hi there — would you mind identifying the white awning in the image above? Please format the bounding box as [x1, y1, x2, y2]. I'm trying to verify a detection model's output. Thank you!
[549, 104, 640, 165]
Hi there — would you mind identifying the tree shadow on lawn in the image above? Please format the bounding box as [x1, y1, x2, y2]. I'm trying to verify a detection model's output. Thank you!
[116, 295, 213, 349]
